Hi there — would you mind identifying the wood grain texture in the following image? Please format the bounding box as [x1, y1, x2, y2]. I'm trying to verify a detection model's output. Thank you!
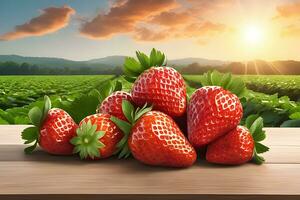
[0, 125, 300, 200]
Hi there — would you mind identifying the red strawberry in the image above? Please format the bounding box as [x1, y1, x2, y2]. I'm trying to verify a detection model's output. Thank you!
[71, 113, 123, 159]
[97, 91, 133, 121]
[39, 108, 77, 155]
[129, 111, 196, 167]
[22, 96, 77, 155]
[131, 67, 186, 117]
[111, 98, 196, 167]
[206, 116, 269, 165]
[188, 86, 243, 147]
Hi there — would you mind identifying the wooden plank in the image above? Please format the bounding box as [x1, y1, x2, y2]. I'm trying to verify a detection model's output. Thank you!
[0, 161, 300, 195]
[1, 125, 300, 146]
[1, 144, 299, 164]
[1, 125, 300, 199]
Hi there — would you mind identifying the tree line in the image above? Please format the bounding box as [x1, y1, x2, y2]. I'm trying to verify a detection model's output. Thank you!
[0, 61, 123, 75]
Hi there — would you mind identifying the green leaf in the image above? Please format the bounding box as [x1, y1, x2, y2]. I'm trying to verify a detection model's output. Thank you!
[249, 117, 264, 140]
[149, 48, 166, 67]
[123, 75, 136, 83]
[210, 71, 222, 86]
[136, 51, 150, 70]
[42, 95, 51, 122]
[89, 89, 101, 100]
[123, 57, 144, 77]
[118, 143, 131, 159]
[289, 112, 300, 120]
[280, 119, 300, 127]
[199, 70, 246, 97]
[134, 105, 152, 122]
[252, 150, 265, 165]
[114, 80, 122, 92]
[110, 116, 131, 135]
[255, 142, 269, 154]
[98, 81, 114, 102]
[24, 141, 37, 154]
[28, 107, 42, 127]
[220, 73, 232, 89]
[122, 100, 134, 123]
[58, 93, 100, 124]
[21, 126, 38, 141]
[245, 114, 259, 129]
[0, 109, 15, 124]
[226, 77, 246, 97]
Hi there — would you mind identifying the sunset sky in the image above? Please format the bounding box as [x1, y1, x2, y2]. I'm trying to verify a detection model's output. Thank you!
[1, 0, 300, 61]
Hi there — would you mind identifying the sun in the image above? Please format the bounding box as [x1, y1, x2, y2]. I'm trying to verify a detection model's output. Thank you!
[243, 25, 264, 45]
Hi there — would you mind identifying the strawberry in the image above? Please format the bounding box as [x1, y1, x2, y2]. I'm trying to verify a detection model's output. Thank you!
[188, 86, 243, 147]
[131, 67, 186, 117]
[206, 115, 269, 165]
[22, 96, 78, 155]
[123, 49, 186, 117]
[70, 113, 123, 159]
[111, 100, 196, 168]
[97, 91, 133, 121]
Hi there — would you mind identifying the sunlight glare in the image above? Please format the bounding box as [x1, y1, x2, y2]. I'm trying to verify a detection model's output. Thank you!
[243, 25, 264, 45]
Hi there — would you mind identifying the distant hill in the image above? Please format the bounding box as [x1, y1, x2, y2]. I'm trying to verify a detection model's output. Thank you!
[86, 56, 126, 66]
[180, 60, 300, 75]
[168, 57, 227, 68]
[0, 55, 226, 69]
[0, 54, 300, 75]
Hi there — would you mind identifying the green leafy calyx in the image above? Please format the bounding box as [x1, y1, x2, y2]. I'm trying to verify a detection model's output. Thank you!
[199, 70, 246, 97]
[245, 115, 269, 164]
[70, 120, 105, 159]
[22, 95, 51, 154]
[110, 100, 152, 158]
[123, 48, 166, 83]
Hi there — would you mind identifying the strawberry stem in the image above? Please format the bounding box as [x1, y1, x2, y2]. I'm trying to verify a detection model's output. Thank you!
[22, 95, 52, 154]
[70, 120, 105, 159]
[110, 100, 152, 158]
[123, 48, 166, 83]
[245, 115, 270, 164]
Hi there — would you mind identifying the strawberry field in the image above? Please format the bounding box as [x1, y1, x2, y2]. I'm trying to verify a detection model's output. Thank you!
[0, 75, 114, 124]
[0, 71, 300, 127]
[0, 73, 299, 127]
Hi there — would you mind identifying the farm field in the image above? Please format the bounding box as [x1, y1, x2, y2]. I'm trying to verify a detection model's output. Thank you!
[0, 74, 300, 127]
[0, 75, 114, 124]
[184, 75, 300, 101]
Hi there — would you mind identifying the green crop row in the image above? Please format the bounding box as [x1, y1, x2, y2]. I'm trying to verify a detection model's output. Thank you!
[185, 75, 300, 101]
[0, 75, 114, 109]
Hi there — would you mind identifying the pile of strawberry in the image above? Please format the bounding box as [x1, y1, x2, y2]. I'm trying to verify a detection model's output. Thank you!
[22, 49, 269, 167]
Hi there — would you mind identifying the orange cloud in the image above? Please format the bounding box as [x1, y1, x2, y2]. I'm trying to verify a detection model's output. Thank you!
[133, 27, 169, 41]
[80, 0, 178, 39]
[186, 0, 235, 15]
[0, 6, 75, 41]
[275, 1, 300, 18]
[133, 21, 227, 42]
[281, 25, 300, 37]
[182, 22, 226, 37]
[149, 11, 192, 27]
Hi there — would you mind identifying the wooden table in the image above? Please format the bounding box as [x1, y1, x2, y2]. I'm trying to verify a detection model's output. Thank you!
[0, 125, 299, 200]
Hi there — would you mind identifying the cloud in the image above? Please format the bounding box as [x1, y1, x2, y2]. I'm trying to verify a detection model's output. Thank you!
[133, 21, 227, 42]
[186, 0, 235, 15]
[133, 27, 169, 41]
[149, 11, 192, 27]
[182, 21, 226, 37]
[80, 0, 178, 39]
[0, 6, 75, 41]
[275, 1, 300, 18]
[281, 25, 300, 37]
